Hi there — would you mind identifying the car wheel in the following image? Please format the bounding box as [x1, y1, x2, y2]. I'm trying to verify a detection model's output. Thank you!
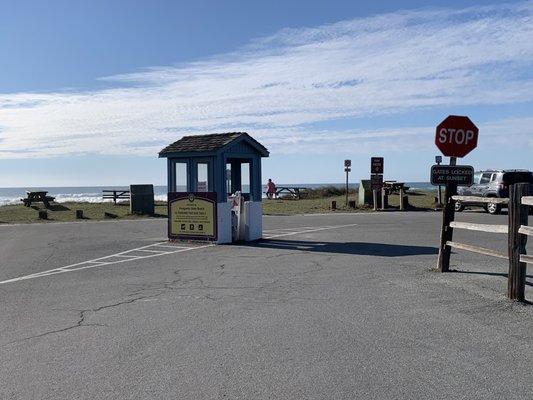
[454, 201, 465, 212]
[487, 202, 501, 215]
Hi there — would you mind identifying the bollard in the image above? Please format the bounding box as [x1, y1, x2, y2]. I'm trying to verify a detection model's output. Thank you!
[38, 210, 48, 220]
[401, 194, 409, 210]
[76, 210, 84, 219]
[331, 200, 337, 210]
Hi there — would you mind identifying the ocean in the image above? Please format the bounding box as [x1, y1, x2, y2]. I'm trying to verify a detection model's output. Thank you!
[0, 183, 436, 206]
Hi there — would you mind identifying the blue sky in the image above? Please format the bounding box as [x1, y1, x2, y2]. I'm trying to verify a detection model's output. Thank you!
[1, 0, 532, 186]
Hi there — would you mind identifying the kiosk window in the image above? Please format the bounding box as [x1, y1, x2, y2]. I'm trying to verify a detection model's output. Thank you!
[226, 163, 232, 195]
[175, 162, 187, 192]
[197, 162, 209, 192]
[241, 163, 250, 194]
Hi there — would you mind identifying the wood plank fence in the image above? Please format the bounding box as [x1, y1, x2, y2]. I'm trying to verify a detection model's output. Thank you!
[437, 183, 531, 302]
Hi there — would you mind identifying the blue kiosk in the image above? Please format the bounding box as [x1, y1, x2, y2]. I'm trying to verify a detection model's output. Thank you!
[159, 132, 269, 243]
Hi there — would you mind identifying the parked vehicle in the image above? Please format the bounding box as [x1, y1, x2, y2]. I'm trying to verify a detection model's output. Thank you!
[456, 169, 533, 214]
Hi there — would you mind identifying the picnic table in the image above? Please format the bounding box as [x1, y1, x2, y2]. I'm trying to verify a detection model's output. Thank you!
[21, 191, 56, 208]
[102, 189, 130, 204]
[273, 186, 309, 199]
[382, 181, 410, 194]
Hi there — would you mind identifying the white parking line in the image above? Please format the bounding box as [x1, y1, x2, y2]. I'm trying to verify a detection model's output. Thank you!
[0, 224, 358, 286]
[134, 249, 171, 254]
[262, 224, 357, 239]
[262, 226, 328, 233]
[112, 254, 143, 259]
[0, 242, 212, 285]
[153, 244, 192, 249]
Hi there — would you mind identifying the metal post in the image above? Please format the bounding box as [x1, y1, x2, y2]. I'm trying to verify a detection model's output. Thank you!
[436, 159, 442, 205]
[345, 169, 349, 207]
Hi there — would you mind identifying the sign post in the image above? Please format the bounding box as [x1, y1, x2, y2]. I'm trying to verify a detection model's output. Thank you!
[344, 159, 351, 207]
[370, 157, 384, 210]
[435, 115, 479, 272]
[435, 155, 443, 205]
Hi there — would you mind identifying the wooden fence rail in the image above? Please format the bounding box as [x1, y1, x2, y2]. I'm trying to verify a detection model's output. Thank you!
[449, 221, 508, 234]
[446, 241, 508, 259]
[438, 184, 530, 302]
[522, 197, 533, 207]
[452, 195, 508, 204]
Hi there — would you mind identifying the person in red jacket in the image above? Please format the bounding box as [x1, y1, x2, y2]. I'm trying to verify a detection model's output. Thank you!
[266, 179, 276, 199]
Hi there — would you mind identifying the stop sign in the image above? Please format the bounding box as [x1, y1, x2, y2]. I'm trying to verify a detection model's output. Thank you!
[435, 115, 478, 158]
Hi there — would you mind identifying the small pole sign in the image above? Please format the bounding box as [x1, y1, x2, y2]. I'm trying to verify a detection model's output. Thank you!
[371, 157, 384, 174]
[371, 174, 383, 190]
[344, 159, 351, 206]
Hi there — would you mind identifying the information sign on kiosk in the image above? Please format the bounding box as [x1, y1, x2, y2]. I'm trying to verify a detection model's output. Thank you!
[168, 192, 217, 240]
[159, 132, 269, 244]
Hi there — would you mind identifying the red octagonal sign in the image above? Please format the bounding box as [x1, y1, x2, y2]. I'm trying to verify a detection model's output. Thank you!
[435, 115, 478, 158]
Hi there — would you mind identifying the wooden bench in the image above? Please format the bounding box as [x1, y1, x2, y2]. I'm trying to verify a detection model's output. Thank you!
[21, 191, 56, 208]
[102, 190, 130, 204]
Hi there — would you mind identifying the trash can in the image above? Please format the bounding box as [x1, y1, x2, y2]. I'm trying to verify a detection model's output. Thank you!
[130, 184, 155, 215]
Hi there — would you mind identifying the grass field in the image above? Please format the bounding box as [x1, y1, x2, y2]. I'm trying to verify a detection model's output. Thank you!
[0, 191, 438, 224]
[263, 190, 437, 215]
[0, 202, 168, 224]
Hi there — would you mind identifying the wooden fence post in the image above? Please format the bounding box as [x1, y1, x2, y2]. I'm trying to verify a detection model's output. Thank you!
[508, 183, 529, 301]
[399, 188, 405, 211]
[437, 182, 458, 272]
[437, 157, 457, 272]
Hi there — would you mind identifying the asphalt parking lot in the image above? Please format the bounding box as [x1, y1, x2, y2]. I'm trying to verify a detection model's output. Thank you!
[1, 211, 533, 399]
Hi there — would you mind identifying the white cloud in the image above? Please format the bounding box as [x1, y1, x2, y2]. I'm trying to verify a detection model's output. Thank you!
[1, 1, 533, 158]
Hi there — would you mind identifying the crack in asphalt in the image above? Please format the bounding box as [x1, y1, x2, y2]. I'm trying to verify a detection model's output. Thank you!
[3, 294, 162, 346]
[5, 251, 335, 347]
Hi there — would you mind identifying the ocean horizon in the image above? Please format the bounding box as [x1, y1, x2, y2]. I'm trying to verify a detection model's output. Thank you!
[0, 182, 436, 206]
